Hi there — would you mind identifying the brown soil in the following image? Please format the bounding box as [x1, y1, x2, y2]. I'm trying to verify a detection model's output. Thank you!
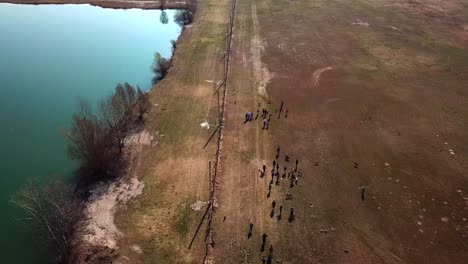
[113, 0, 467, 263]
[211, 0, 468, 263]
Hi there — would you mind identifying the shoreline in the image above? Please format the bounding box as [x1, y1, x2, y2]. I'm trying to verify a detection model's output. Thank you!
[0, 1, 194, 262]
[0, 0, 190, 10]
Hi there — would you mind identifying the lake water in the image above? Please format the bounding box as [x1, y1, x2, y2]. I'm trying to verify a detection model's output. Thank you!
[0, 4, 181, 262]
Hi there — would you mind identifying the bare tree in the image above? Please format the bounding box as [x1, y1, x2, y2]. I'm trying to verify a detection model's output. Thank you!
[136, 87, 151, 120]
[66, 101, 116, 179]
[10, 180, 79, 263]
[100, 83, 139, 153]
[170, 39, 177, 54]
[152, 52, 170, 83]
[66, 83, 149, 184]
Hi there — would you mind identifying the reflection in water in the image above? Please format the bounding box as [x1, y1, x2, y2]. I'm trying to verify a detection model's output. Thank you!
[160, 10, 169, 24]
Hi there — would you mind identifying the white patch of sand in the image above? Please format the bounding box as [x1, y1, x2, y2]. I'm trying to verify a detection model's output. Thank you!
[82, 177, 144, 250]
[125, 130, 153, 146]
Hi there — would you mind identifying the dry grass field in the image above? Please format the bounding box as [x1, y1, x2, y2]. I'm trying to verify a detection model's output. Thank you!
[109, 0, 467, 263]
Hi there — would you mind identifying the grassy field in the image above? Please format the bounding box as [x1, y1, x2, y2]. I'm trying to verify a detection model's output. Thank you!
[113, 0, 229, 263]
[112, 0, 467, 263]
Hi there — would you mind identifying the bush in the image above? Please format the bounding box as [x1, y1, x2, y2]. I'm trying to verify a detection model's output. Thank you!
[151, 52, 170, 83]
[65, 83, 150, 184]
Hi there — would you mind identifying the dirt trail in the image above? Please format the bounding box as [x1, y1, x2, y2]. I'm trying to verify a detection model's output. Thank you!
[211, 0, 284, 262]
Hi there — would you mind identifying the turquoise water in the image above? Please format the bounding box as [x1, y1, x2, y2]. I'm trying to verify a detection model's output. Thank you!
[0, 4, 180, 262]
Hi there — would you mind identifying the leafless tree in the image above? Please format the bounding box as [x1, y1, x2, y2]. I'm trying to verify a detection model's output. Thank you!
[100, 83, 139, 153]
[152, 52, 170, 83]
[66, 83, 149, 184]
[66, 101, 117, 179]
[10, 180, 79, 263]
[136, 87, 151, 120]
[170, 39, 177, 54]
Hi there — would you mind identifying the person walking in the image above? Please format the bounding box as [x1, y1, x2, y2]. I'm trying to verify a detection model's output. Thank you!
[255, 109, 259, 119]
[361, 186, 366, 201]
[269, 245, 274, 255]
[284, 164, 288, 172]
[261, 233, 268, 252]
[279, 203, 283, 215]
[289, 206, 295, 221]
[272, 200, 276, 209]
[268, 113, 271, 122]
[280, 100, 284, 112]
[276, 146, 280, 157]
[261, 256, 267, 264]
[262, 118, 267, 129]
[262, 164, 266, 175]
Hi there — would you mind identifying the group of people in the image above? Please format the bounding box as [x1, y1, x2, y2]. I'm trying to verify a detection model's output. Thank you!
[242, 100, 301, 263]
[243, 101, 290, 130]
[269, 200, 295, 222]
[266, 147, 302, 189]
[250, 144, 302, 262]
[244, 111, 254, 123]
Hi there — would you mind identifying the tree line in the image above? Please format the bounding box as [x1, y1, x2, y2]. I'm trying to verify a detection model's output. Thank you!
[154, 1, 197, 84]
